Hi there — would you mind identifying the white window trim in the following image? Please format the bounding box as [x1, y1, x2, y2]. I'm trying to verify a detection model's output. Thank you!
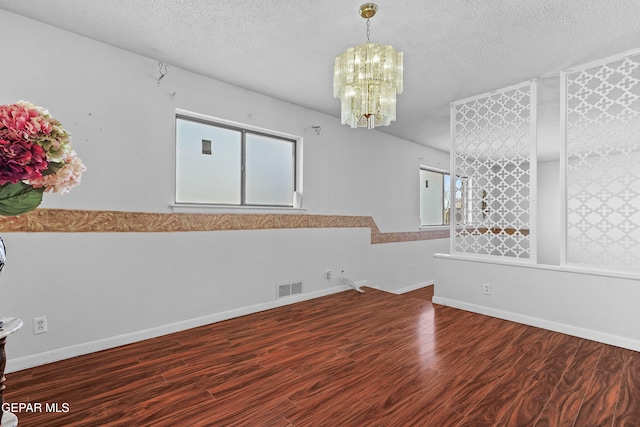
[170, 203, 307, 214]
[174, 108, 304, 212]
[419, 225, 450, 231]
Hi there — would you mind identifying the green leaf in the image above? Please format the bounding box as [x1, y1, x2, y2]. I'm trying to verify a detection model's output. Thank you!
[42, 161, 63, 176]
[0, 182, 44, 216]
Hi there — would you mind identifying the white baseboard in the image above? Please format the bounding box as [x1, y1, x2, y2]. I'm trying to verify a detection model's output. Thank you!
[6, 285, 351, 373]
[432, 296, 640, 352]
[391, 280, 434, 295]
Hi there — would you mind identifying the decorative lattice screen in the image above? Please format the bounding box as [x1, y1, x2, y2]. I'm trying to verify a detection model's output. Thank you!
[451, 81, 536, 261]
[563, 49, 640, 271]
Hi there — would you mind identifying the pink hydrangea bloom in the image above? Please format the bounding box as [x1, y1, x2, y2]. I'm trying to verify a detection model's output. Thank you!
[0, 101, 85, 204]
[30, 151, 86, 194]
[0, 137, 48, 185]
[0, 102, 45, 138]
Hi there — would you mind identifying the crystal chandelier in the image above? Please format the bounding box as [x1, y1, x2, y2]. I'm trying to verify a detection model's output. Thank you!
[333, 3, 403, 129]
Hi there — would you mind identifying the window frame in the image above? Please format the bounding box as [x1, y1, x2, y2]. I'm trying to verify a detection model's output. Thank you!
[174, 109, 303, 211]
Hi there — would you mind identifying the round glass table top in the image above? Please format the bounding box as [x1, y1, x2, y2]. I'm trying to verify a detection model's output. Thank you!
[0, 317, 23, 339]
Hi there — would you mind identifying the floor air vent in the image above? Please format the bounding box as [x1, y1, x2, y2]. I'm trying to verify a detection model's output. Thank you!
[278, 281, 303, 298]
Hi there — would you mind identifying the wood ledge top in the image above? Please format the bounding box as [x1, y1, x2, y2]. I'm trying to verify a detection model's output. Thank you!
[0, 209, 450, 244]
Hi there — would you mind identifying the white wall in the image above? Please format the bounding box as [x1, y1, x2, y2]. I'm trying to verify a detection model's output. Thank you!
[433, 255, 640, 351]
[0, 10, 449, 371]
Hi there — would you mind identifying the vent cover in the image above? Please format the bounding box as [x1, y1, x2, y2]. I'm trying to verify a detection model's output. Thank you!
[291, 281, 303, 295]
[278, 283, 291, 298]
[277, 281, 303, 298]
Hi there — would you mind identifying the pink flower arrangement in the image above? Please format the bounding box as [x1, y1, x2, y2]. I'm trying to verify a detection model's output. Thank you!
[0, 101, 85, 216]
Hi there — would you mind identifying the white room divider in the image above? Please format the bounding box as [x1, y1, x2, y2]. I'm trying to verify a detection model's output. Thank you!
[562, 49, 640, 272]
[435, 56, 640, 354]
[450, 81, 537, 262]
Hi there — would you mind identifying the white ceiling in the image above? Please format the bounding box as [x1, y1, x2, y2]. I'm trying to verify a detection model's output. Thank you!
[1, 0, 640, 157]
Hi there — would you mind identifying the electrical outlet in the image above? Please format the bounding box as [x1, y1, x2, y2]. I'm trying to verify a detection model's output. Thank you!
[33, 316, 48, 334]
[483, 283, 491, 295]
[325, 270, 332, 280]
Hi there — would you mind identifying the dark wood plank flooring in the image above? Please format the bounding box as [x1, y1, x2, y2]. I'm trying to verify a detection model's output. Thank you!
[4, 286, 639, 426]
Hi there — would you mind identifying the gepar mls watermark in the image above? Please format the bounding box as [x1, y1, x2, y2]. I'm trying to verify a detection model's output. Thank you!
[2, 402, 70, 413]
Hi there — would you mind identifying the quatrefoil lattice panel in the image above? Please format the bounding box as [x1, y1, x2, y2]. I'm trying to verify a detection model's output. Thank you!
[564, 50, 640, 271]
[452, 82, 536, 260]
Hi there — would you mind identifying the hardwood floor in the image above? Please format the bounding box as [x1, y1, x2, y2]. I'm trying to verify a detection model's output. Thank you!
[4, 286, 639, 426]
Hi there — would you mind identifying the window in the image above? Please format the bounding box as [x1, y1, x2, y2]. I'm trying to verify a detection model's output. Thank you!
[175, 114, 300, 207]
[419, 167, 464, 226]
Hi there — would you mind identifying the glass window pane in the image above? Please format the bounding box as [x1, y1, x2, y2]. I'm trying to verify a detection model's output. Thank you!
[444, 174, 451, 225]
[245, 133, 295, 206]
[452, 176, 466, 225]
[175, 118, 241, 204]
[420, 169, 444, 226]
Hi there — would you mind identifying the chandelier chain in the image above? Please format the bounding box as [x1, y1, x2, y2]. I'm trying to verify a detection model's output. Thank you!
[366, 19, 371, 42]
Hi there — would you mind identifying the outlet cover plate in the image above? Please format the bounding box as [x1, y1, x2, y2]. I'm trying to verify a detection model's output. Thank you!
[483, 283, 491, 295]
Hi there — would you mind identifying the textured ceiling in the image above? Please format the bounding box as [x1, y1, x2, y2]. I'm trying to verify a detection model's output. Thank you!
[1, 0, 640, 157]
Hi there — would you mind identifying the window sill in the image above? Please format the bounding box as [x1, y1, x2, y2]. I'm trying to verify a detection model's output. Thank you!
[420, 225, 451, 231]
[170, 204, 307, 214]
